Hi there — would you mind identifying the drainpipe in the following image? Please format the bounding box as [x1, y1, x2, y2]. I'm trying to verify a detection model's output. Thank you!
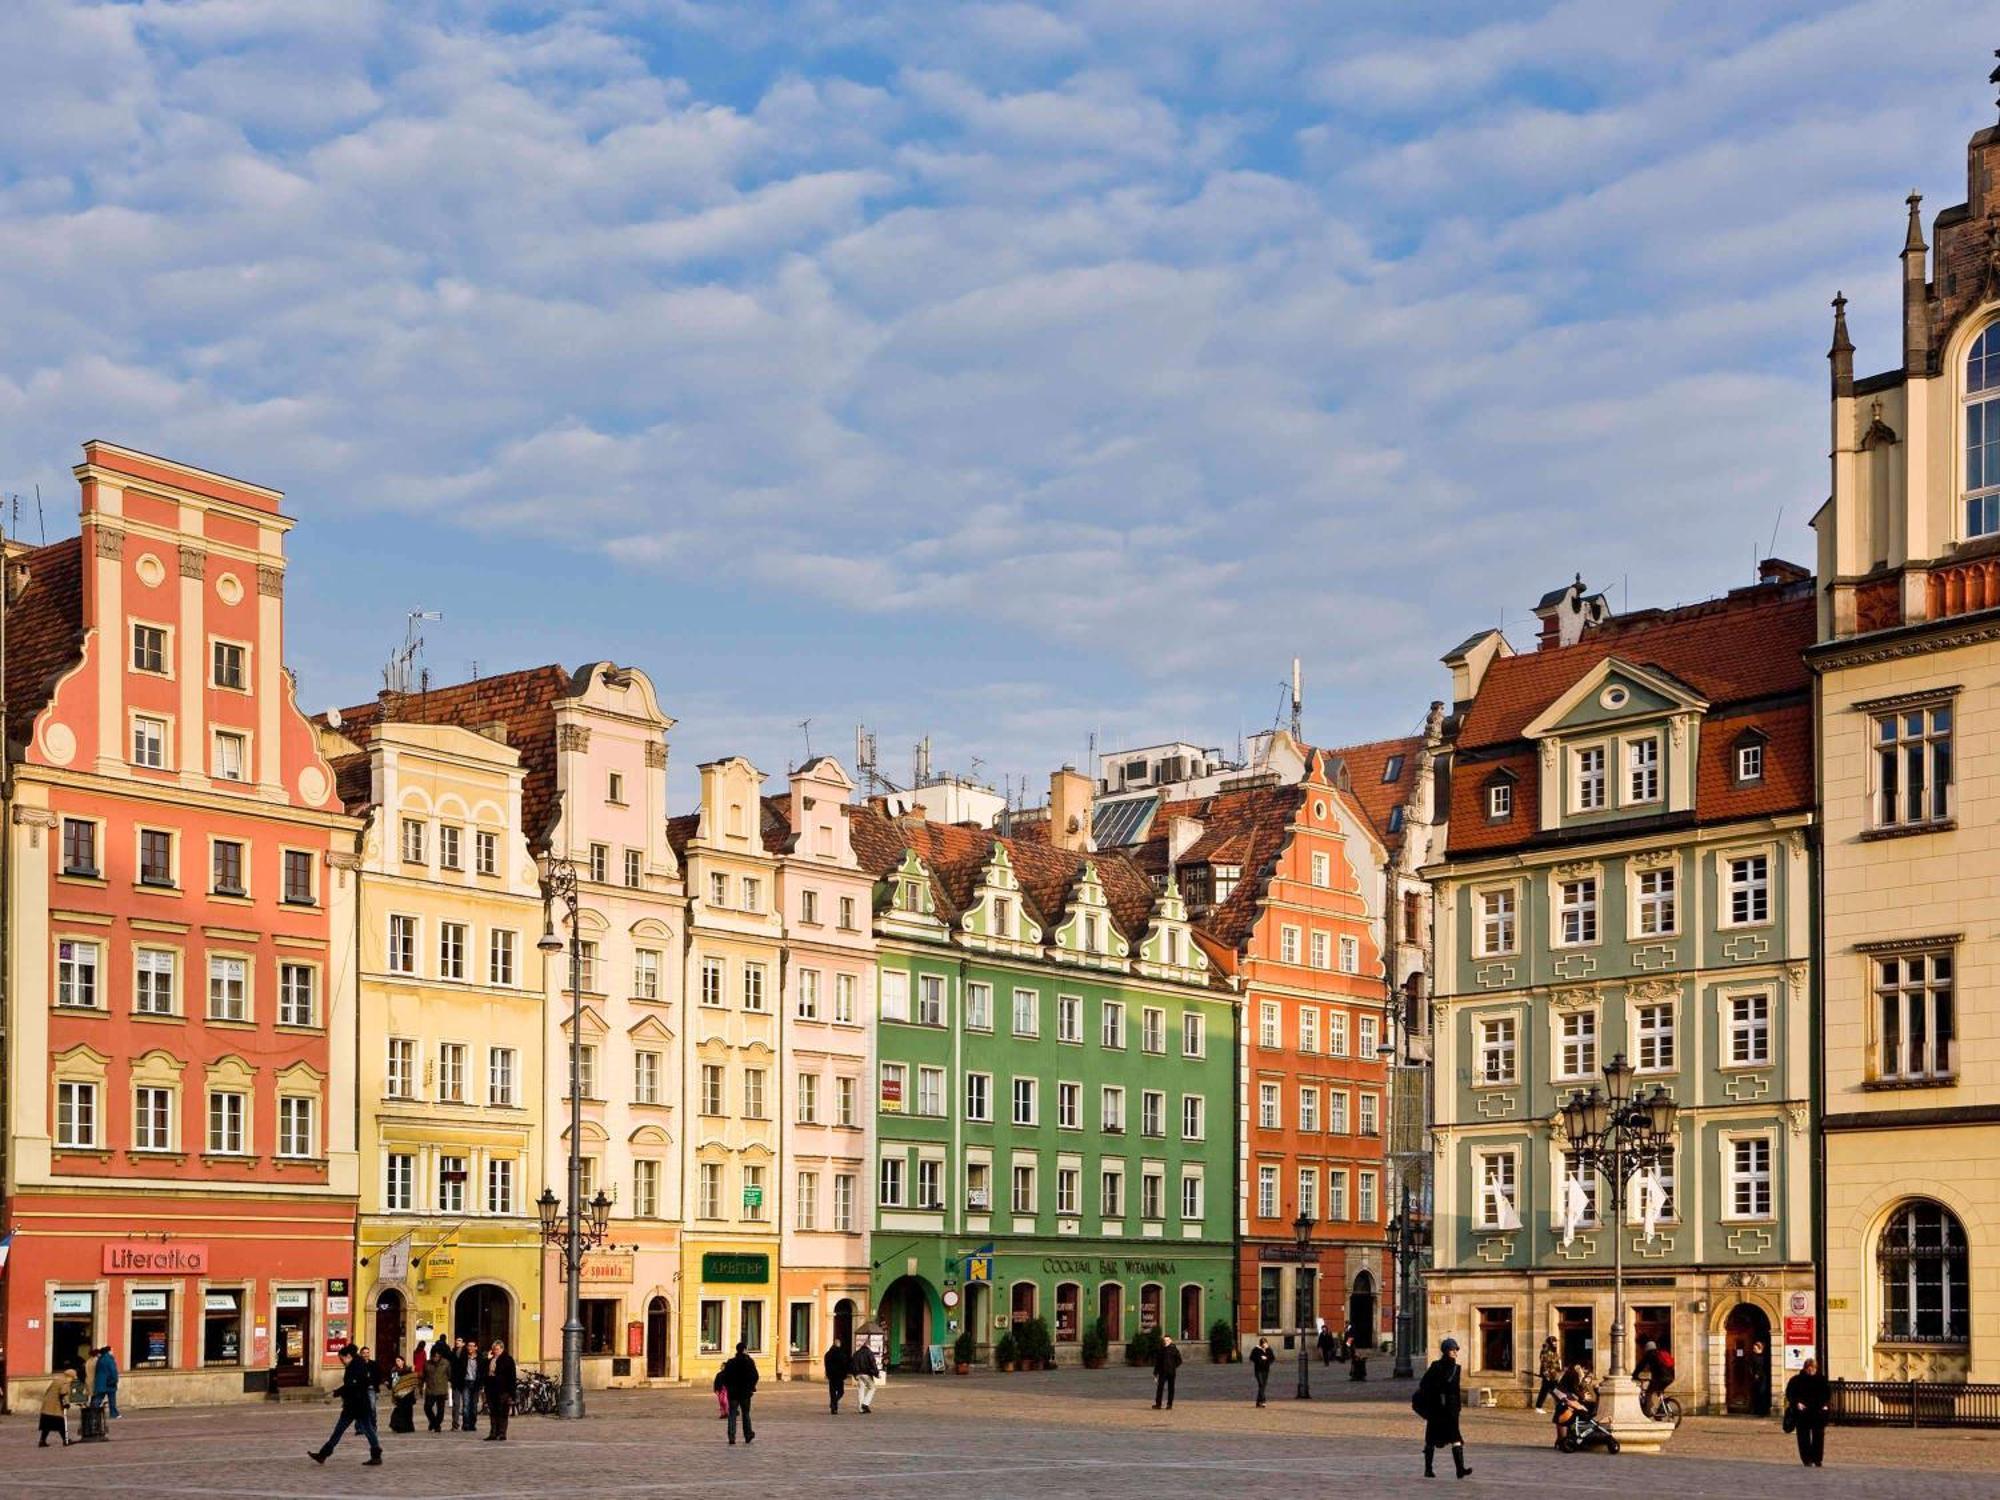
[776, 936, 788, 1380]
[1808, 667, 1828, 1377]
[0, 519, 12, 1406]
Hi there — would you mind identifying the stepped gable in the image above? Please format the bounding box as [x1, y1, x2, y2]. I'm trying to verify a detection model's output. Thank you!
[2, 537, 84, 748]
[1326, 734, 1423, 852]
[328, 663, 575, 846]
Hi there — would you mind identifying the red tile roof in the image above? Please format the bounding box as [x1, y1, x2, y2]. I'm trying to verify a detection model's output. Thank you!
[1124, 777, 1305, 952]
[3, 538, 84, 747]
[1325, 734, 1422, 853]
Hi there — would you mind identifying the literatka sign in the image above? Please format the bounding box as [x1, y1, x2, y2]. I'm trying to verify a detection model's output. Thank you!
[104, 1244, 209, 1275]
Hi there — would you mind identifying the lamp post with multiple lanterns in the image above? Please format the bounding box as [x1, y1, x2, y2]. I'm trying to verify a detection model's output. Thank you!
[1292, 1212, 1317, 1400]
[536, 855, 612, 1420]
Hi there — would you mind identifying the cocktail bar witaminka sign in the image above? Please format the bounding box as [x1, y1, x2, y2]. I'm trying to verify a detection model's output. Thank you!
[104, 1244, 209, 1274]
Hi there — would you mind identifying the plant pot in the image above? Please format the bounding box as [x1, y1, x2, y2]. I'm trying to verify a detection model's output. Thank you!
[954, 1363, 969, 1375]
[1083, 1356, 1104, 1370]
[1002, 1362, 1016, 1373]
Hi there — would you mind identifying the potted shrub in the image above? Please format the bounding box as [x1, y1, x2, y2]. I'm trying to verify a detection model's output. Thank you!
[1025, 1316, 1056, 1370]
[1126, 1326, 1164, 1368]
[1081, 1317, 1109, 1370]
[1209, 1318, 1238, 1363]
[953, 1328, 976, 1375]
[994, 1331, 1019, 1373]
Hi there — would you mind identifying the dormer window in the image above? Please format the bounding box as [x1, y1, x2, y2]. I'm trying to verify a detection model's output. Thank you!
[1214, 865, 1240, 901]
[1574, 746, 1606, 811]
[1733, 731, 1767, 787]
[1486, 779, 1513, 821]
[1965, 321, 2000, 537]
[1626, 737, 1660, 804]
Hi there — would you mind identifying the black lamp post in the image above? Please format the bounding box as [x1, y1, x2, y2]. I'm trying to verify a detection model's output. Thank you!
[536, 856, 611, 1419]
[1292, 1212, 1317, 1400]
[1556, 1053, 1678, 1402]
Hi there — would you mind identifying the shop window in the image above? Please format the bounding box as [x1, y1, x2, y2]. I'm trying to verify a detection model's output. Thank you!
[699, 1299, 725, 1354]
[1477, 1306, 1513, 1372]
[204, 1289, 244, 1365]
[741, 1300, 766, 1354]
[129, 1290, 172, 1368]
[1259, 1267, 1282, 1331]
[580, 1298, 619, 1355]
[789, 1302, 814, 1357]
[51, 1291, 96, 1376]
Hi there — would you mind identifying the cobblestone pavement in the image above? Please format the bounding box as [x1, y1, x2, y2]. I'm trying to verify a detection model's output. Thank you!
[2, 1360, 1993, 1499]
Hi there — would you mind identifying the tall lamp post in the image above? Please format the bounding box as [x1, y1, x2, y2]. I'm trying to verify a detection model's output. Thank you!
[537, 856, 613, 1420]
[1556, 1052, 1678, 1449]
[1379, 973, 1431, 1381]
[1292, 1212, 1317, 1400]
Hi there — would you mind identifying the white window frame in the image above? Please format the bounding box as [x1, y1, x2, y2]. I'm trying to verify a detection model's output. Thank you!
[1571, 743, 1607, 812]
[1474, 1148, 1518, 1231]
[1556, 875, 1599, 947]
[1477, 1014, 1518, 1086]
[1722, 1132, 1775, 1221]
[1723, 851, 1772, 928]
[1723, 989, 1772, 1069]
[1555, 1007, 1599, 1081]
[1632, 862, 1677, 938]
[1625, 735, 1661, 804]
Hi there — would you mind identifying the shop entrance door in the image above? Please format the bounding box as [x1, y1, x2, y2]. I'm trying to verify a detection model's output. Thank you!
[1725, 1304, 1772, 1415]
[646, 1297, 671, 1379]
[373, 1288, 406, 1376]
[1557, 1305, 1594, 1372]
[274, 1293, 314, 1388]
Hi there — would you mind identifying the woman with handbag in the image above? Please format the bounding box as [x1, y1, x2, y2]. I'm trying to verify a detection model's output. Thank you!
[1783, 1358, 1831, 1467]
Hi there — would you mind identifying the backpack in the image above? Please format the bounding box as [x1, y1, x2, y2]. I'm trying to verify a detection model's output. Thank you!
[1411, 1386, 1430, 1417]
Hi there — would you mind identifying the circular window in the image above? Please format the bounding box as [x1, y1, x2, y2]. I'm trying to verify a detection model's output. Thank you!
[1313, 799, 1327, 819]
[1599, 685, 1630, 710]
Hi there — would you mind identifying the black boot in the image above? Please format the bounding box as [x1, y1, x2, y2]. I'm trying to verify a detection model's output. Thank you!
[1453, 1445, 1471, 1479]
[1424, 1446, 1435, 1478]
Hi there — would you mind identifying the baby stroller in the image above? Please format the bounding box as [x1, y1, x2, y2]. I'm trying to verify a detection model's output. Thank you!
[1552, 1389, 1621, 1454]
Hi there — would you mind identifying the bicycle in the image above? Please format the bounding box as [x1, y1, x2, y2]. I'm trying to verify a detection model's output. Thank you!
[513, 1370, 559, 1416]
[1641, 1388, 1683, 1427]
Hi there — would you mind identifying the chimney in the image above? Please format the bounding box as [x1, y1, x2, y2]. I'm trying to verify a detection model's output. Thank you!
[1902, 194, 1930, 377]
[1532, 574, 1611, 651]
[1829, 290, 1854, 398]
[1167, 815, 1205, 868]
[1049, 766, 1092, 852]
[1758, 558, 1811, 587]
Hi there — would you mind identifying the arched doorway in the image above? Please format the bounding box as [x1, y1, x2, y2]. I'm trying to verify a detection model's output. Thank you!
[646, 1296, 671, 1379]
[1055, 1283, 1082, 1344]
[1179, 1284, 1203, 1341]
[1723, 1303, 1772, 1415]
[453, 1284, 512, 1351]
[879, 1276, 934, 1371]
[1348, 1270, 1377, 1346]
[372, 1288, 405, 1376]
[1138, 1283, 1163, 1334]
[1098, 1283, 1123, 1343]
[834, 1298, 856, 1354]
[1010, 1281, 1038, 1329]
[962, 1284, 988, 1354]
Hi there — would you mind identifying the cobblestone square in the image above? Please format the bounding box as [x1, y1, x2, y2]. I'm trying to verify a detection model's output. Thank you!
[3, 1363, 1994, 1500]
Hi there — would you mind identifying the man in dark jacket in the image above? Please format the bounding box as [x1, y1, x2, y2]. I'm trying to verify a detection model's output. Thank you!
[721, 1343, 760, 1445]
[851, 1339, 881, 1412]
[1783, 1357, 1831, 1467]
[1317, 1326, 1337, 1367]
[1414, 1337, 1470, 1479]
[823, 1340, 851, 1415]
[459, 1340, 487, 1432]
[422, 1338, 453, 1432]
[482, 1341, 516, 1441]
[1152, 1334, 1183, 1410]
[309, 1345, 383, 1467]
[1249, 1337, 1275, 1406]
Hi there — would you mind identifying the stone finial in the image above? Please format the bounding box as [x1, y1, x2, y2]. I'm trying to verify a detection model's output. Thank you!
[1905, 190, 1927, 253]
[1830, 291, 1854, 397]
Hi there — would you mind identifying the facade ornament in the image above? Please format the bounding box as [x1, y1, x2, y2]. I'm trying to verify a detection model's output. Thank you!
[327, 851, 364, 872]
[1668, 715, 1686, 746]
[1629, 848, 1676, 870]
[1539, 740, 1557, 771]
[557, 724, 591, 753]
[1549, 984, 1597, 1014]
[178, 545, 205, 579]
[1784, 962, 1808, 998]
[1625, 976, 1680, 1006]
[93, 528, 124, 559]
[1552, 859, 1597, 882]
[11, 806, 59, 847]
[644, 741, 668, 769]
[257, 565, 284, 598]
[1783, 1100, 1808, 1136]
[1785, 830, 1807, 858]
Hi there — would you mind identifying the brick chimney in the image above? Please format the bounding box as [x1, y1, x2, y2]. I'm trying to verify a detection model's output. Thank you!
[1049, 766, 1093, 852]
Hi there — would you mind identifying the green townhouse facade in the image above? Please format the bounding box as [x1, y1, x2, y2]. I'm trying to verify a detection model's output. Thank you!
[849, 805, 1237, 1368]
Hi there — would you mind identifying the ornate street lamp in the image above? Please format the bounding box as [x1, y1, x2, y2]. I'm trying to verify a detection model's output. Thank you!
[1555, 1051, 1680, 1449]
[1293, 1212, 1317, 1400]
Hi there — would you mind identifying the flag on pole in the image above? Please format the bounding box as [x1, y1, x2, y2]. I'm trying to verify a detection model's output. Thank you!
[1560, 1175, 1589, 1248]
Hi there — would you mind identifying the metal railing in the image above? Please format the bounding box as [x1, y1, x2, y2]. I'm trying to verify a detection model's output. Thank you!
[1828, 1379, 2000, 1428]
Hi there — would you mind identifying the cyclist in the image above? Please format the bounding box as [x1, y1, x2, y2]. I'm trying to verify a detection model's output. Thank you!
[1633, 1341, 1675, 1418]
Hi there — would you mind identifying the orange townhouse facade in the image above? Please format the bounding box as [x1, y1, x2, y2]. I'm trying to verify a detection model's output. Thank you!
[1, 443, 360, 1409]
[1131, 751, 1392, 1355]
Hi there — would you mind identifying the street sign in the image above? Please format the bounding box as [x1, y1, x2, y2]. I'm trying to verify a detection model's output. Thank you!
[966, 1255, 992, 1283]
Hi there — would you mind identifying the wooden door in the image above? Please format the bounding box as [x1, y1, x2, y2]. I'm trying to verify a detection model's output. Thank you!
[1724, 1304, 1771, 1415]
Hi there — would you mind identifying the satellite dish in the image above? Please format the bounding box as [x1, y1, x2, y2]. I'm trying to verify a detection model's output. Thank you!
[326, 706, 343, 729]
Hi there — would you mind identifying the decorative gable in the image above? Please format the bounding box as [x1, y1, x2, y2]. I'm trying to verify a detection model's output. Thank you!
[962, 842, 1043, 952]
[1134, 873, 1209, 983]
[879, 847, 948, 943]
[1052, 860, 1131, 970]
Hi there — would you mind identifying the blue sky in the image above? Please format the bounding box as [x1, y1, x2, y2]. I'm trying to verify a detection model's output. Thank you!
[1, 2, 1993, 806]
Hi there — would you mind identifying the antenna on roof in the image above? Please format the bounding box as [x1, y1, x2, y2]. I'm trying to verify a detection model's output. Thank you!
[797, 717, 814, 764]
[1290, 656, 1303, 740]
[855, 724, 899, 796]
[384, 609, 442, 697]
[34, 484, 45, 545]
[1767, 503, 1785, 563]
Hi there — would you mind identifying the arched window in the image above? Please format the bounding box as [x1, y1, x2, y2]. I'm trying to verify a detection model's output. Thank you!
[1878, 1200, 1968, 1343]
[1964, 323, 2000, 537]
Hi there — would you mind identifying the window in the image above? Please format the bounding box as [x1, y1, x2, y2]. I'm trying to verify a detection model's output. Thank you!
[1310, 851, 1331, 887]
[878, 1156, 906, 1208]
[1259, 1002, 1280, 1049]
[702, 958, 726, 1007]
[1298, 1167, 1318, 1219]
[1299, 1086, 1320, 1132]
[1182, 1013, 1205, 1056]
[487, 1157, 516, 1215]
[489, 929, 517, 987]
[1966, 321, 2000, 535]
[1339, 934, 1360, 973]
[1280, 926, 1301, 964]
[965, 982, 992, 1030]
[1359, 1093, 1379, 1136]
[967, 1162, 992, 1211]
[741, 876, 761, 911]
[588, 843, 609, 883]
[1012, 1163, 1037, 1215]
[1141, 1169, 1164, 1220]
[1876, 703, 1953, 827]
[1736, 740, 1764, 784]
[709, 871, 728, 907]
[1574, 745, 1606, 810]
[132, 715, 167, 768]
[699, 1163, 724, 1218]
[1180, 1172, 1203, 1220]
[1560, 1150, 1599, 1226]
[699, 1299, 725, 1354]
[475, 830, 498, 875]
[282, 849, 314, 905]
[438, 922, 467, 981]
[834, 1174, 856, 1231]
[1329, 1089, 1349, 1134]
[1298, 1007, 1319, 1053]
[838, 895, 857, 930]
[1182, 1095, 1205, 1140]
[634, 1050, 661, 1104]
[133, 1085, 174, 1152]
[1875, 951, 1954, 1082]
[799, 888, 819, 925]
[743, 1164, 766, 1219]
[438, 1042, 466, 1103]
[1055, 1166, 1080, 1216]
[1726, 855, 1770, 925]
[211, 640, 246, 690]
[1101, 1000, 1126, 1048]
[277, 1095, 316, 1158]
[1477, 889, 1516, 955]
[964, 1071, 991, 1121]
[793, 1170, 817, 1229]
[57, 1080, 99, 1147]
[1558, 1009, 1598, 1078]
[915, 1159, 943, 1210]
[1012, 1077, 1037, 1126]
[385, 1151, 415, 1210]
[1099, 1084, 1125, 1133]
[1328, 1010, 1348, 1056]
[1141, 1090, 1165, 1137]
[1310, 931, 1330, 969]
[917, 1066, 944, 1116]
[207, 1090, 245, 1154]
[132, 622, 167, 673]
[1636, 1002, 1676, 1071]
[61, 818, 98, 877]
[1476, 1151, 1517, 1229]
[1626, 737, 1660, 802]
[1012, 988, 1039, 1037]
[434, 824, 461, 871]
[1478, 1307, 1516, 1375]
[1879, 1201, 1969, 1342]
[207, 956, 247, 1021]
[1057, 994, 1082, 1042]
[701, 1065, 724, 1115]
[837, 1075, 857, 1126]
[139, 828, 173, 886]
[386, 1037, 417, 1098]
[1258, 1083, 1280, 1130]
[1328, 1169, 1349, 1220]
[1257, 1165, 1278, 1219]
[992, 896, 1011, 936]
[210, 839, 245, 896]
[135, 948, 176, 1015]
[1626, 1146, 1678, 1223]
[1215, 865, 1240, 901]
[1057, 1081, 1080, 1129]
[917, 974, 944, 1026]
[1477, 1016, 1516, 1084]
[1103, 1164, 1126, 1218]
[203, 1290, 243, 1366]
[607, 771, 625, 804]
[878, 969, 907, 1021]
[1142, 1007, 1165, 1052]
[400, 818, 425, 864]
[743, 962, 766, 1011]
[1636, 865, 1676, 936]
[835, 973, 856, 1024]
[1359, 1015, 1378, 1056]
[388, 915, 417, 974]
[278, 963, 315, 1026]
[1558, 877, 1598, 945]
[1488, 781, 1513, 819]
[488, 1047, 517, 1106]
[1728, 992, 1772, 1067]
[576, 940, 600, 992]
[624, 1158, 657, 1218]
[1726, 1136, 1772, 1219]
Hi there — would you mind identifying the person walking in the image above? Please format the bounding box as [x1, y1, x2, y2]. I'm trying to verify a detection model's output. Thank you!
[720, 1342, 760, 1446]
[459, 1339, 486, 1433]
[388, 1357, 418, 1434]
[89, 1346, 120, 1421]
[824, 1339, 851, 1415]
[422, 1340, 452, 1432]
[1152, 1334, 1183, 1410]
[308, 1345, 383, 1466]
[1750, 1339, 1773, 1418]
[1532, 1337, 1562, 1411]
[1249, 1337, 1275, 1406]
[1784, 1357, 1831, 1468]
[38, 1366, 77, 1447]
[482, 1340, 516, 1441]
[1414, 1337, 1471, 1479]
[1317, 1325, 1337, 1367]
[851, 1339, 881, 1414]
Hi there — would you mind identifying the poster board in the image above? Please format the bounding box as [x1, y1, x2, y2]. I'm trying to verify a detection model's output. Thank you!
[926, 1343, 946, 1373]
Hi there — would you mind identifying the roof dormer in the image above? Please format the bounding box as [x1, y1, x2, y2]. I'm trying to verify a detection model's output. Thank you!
[1522, 657, 1707, 831]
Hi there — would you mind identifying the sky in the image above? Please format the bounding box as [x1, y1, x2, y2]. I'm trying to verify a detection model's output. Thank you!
[1, 1, 1995, 808]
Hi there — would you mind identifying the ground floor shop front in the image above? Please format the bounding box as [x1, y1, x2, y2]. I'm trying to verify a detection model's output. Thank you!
[1236, 1238, 1389, 1357]
[1425, 1263, 1816, 1415]
[356, 1215, 542, 1374]
[869, 1236, 1235, 1369]
[677, 1235, 777, 1388]
[778, 1264, 868, 1380]
[0, 1189, 355, 1410]
[532, 1227, 683, 1388]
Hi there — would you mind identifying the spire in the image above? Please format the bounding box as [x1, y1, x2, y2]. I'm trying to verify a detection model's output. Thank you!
[1905, 190, 1926, 253]
[1902, 190, 1933, 377]
[1990, 47, 2000, 118]
[1830, 291, 1854, 398]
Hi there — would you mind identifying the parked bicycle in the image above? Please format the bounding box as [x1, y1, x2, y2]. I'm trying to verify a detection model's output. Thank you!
[513, 1369, 559, 1416]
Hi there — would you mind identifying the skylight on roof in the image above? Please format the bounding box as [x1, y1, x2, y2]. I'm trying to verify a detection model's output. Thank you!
[1382, 755, 1405, 782]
